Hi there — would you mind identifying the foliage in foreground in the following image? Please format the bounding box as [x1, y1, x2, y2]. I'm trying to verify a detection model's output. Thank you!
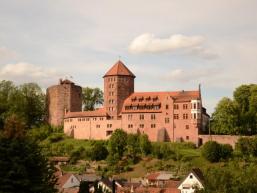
[0, 115, 57, 193]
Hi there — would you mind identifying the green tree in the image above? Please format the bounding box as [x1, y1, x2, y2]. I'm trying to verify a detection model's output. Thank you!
[139, 134, 151, 155]
[108, 129, 127, 160]
[126, 133, 140, 163]
[91, 142, 108, 161]
[82, 87, 103, 111]
[0, 115, 57, 193]
[0, 80, 17, 128]
[211, 97, 239, 134]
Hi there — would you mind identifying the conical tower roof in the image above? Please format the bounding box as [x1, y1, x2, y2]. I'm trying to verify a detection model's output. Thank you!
[103, 60, 135, 77]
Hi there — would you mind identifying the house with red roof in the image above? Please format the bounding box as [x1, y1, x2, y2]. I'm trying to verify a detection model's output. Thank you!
[61, 60, 209, 144]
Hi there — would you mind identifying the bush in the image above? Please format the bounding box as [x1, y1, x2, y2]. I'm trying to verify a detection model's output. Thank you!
[90, 142, 108, 161]
[201, 141, 233, 162]
[48, 133, 64, 143]
[236, 137, 257, 157]
[220, 144, 233, 160]
[201, 141, 221, 162]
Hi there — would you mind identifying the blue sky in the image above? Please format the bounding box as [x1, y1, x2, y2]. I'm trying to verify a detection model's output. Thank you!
[0, 0, 257, 114]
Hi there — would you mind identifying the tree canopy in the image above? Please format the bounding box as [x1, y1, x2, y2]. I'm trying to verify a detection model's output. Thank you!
[82, 87, 103, 111]
[0, 114, 57, 193]
[0, 80, 45, 129]
[211, 84, 257, 135]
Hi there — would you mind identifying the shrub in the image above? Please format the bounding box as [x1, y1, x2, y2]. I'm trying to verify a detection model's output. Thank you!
[220, 144, 233, 160]
[48, 133, 64, 143]
[202, 141, 233, 162]
[90, 142, 108, 161]
[201, 141, 221, 162]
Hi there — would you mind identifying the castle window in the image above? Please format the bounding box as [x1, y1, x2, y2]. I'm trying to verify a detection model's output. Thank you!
[86, 118, 89, 121]
[70, 118, 73, 122]
[128, 114, 132, 120]
[193, 103, 197, 109]
[93, 117, 97, 121]
[100, 117, 104, 121]
[106, 130, 113, 136]
[151, 114, 156, 120]
[128, 124, 133, 128]
[174, 114, 179, 119]
[96, 125, 100, 128]
[186, 125, 189, 129]
[183, 104, 188, 109]
[139, 114, 144, 120]
[151, 124, 156, 128]
[174, 104, 179, 109]
[166, 105, 169, 109]
[82, 118, 85, 121]
[165, 117, 170, 123]
[183, 114, 188, 119]
[107, 124, 112, 128]
[186, 136, 189, 140]
[140, 124, 144, 128]
[193, 113, 197, 119]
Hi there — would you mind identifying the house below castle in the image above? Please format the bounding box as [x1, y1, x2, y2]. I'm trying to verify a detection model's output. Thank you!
[61, 60, 209, 144]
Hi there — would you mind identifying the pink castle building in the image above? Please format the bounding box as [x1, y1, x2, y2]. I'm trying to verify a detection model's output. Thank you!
[63, 60, 209, 145]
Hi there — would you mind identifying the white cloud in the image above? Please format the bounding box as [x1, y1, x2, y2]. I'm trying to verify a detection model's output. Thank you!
[128, 33, 215, 56]
[0, 62, 62, 87]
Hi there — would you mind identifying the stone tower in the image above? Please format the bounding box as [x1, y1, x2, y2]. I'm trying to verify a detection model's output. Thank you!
[103, 60, 135, 119]
[46, 79, 82, 127]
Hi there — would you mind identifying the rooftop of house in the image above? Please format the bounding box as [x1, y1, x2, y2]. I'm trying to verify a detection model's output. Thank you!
[104, 60, 136, 78]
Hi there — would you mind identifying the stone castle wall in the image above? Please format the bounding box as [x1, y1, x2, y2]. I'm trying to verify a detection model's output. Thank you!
[47, 81, 82, 127]
[199, 134, 242, 148]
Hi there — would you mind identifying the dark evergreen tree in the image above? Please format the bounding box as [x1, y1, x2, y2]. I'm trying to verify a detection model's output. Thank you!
[0, 115, 57, 193]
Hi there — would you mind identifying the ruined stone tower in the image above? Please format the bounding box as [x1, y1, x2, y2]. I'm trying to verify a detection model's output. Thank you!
[46, 79, 82, 127]
[103, 60, 135, 119]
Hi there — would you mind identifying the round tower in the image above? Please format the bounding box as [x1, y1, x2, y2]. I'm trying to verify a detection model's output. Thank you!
[103, 60, 135, 119]
[46, 79, 82, 127]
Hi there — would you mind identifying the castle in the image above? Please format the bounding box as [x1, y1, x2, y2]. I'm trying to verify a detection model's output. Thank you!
[47, 60, 210, 145]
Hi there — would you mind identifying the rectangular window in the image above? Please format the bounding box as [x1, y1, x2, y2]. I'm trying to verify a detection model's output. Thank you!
[96, 125, 100, 128]
[165, 117, 170, 123]
[106, 130, 113, 136]
[128, 124, 133, 128]
[183, 104, 188, 109]
[185, 125, 189, 129]
[183, 114, 188, 119]
[151, 114, 156, 120]
[107, 124, 112, 128]
[174, 104, 179, 109]
[151, 124, 156, 128]
[139, 114, 144, 120]
[186, 136, 189, 140]
[166, 105, 169, 109]
[139, 124, 144, 128]
[174, 114, 179, 119]
[128, 114, 132, 120]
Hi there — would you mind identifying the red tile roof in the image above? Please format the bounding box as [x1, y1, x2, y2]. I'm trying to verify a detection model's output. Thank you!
[64, 108, 107, 118]
[122, 91, 200, 113]
[104, 60, 135, 77]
